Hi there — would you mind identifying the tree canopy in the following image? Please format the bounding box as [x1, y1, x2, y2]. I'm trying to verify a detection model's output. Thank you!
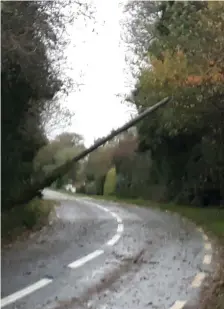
[1, 1, 91, 209]
[120, 1, 224, 205]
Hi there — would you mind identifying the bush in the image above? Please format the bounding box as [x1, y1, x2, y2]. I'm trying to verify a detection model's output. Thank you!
[95, 175, 106, 195]
[1, 198, 55, 242]
[103, 167, 116, 196]
[85, 182, 97, 195]
[76, 184, 86, 194]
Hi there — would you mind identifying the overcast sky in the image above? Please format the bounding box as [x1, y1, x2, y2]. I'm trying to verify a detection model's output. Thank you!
[60, 0, 136, 146]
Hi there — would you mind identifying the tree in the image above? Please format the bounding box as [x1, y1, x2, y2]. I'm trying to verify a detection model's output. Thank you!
[54, 132, 84, 148]
[113, 131, 138, 172]
[122, 1, 224, 205]
[40, 96, 74, 137]
[84, 146, 114, 195]
[112, 131, 152, 199]
[103, 167, 116, 196]
[33, 132, 85, 187]
[1, 1, 92, 209]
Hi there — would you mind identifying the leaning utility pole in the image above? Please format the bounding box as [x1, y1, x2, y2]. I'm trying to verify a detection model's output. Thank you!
[6, 97, 171, 208]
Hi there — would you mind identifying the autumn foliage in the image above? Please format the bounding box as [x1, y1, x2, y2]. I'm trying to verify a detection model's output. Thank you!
[120, 1, 224, 205]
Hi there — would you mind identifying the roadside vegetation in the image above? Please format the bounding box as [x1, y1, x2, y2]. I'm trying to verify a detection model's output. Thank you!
[1, 199, 56, 245]
[1, 1, 92, 241]
[72, 2, 224, 210]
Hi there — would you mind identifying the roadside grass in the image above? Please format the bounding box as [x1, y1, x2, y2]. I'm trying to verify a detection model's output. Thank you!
[1, 198, 56, 244]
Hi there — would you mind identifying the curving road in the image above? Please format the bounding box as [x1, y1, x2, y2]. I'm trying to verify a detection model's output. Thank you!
[1, 189, 213, 309]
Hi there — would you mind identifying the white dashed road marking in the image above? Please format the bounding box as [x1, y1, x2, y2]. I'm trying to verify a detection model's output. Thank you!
[203, 254, 212, 265]
[96, 205, 110, 212]
[81, 199, 124, 248]
[68, 249, 104, 269]
[106, 233, 121, 246]
[111, 212, 119, 220]
[1, 198, 124, 307]
[0, 278, 52, 308]
[116, 216, 122, 223]
[191, 272, 206, 288]
[169, 300, 187, 309]
[67, 200, 124, 267]
[117, 223, 124, 233]
[1, 194, 213, 309]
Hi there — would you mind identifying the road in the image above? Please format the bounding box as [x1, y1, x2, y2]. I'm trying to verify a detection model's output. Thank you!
[1, 189, 213, 309]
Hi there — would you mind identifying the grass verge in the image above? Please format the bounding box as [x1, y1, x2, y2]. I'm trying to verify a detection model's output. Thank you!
[1, 198, 56, 245]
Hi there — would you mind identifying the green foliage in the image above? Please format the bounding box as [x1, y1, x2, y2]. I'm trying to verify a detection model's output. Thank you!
[33, 132, 85, 188]
[55, 177, 64, 190]
[79, 132, 139, 197]
[81, 144, 115, 196]
[103, 167, 116, 196]
[76, 184, 86, 194]
[122, 1, 224, 206]
[85, 182, 98, 195]
[1, 2, 68, 209]
[1, 199, 55, 242]
[1, 1, 91, 209]
[115, 151, 154, 199]
[85, 147, 113, 180]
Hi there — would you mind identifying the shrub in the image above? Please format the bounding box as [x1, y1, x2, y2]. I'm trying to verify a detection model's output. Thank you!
[85, 182, 97, 195]
[103, 167, 116, 196]
[1, 198, 55, 242]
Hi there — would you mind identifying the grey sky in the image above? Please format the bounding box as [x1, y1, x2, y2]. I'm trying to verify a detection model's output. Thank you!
[61, 0, 136, 146]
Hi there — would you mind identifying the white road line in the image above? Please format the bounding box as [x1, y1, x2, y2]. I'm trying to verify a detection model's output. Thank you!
[111, 212, 119, 220]
[204, 242, 212, 250]
[106, 234, 121, 246]
[76, 201, 124, 248]
[96, 205, 109, 212]
[102, 207, 110, 212]
[169, 300, 187, 309]
[83, 203, 124, 246]
[0, 278, 52, 308]
[203, 254, 212, 265]
[81, 200, 105, 210]
[2, 197, 124, 307]
[117, 223, 124, 233]
[191, 272, 206, 288]
[116, 216, 122, 223]
[112, 213, 123, 224]
[68, 250, 104, 269]
[80, 201, 124, 247]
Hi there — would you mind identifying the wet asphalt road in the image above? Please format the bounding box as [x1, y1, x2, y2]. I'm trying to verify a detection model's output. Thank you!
[1, 189, 210, 309]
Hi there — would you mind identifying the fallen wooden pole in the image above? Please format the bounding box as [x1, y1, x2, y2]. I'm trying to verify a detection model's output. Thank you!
[6, 97, 171, 207]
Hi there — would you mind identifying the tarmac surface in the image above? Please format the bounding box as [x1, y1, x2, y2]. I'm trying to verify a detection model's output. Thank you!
[1, 189, 213, 309]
